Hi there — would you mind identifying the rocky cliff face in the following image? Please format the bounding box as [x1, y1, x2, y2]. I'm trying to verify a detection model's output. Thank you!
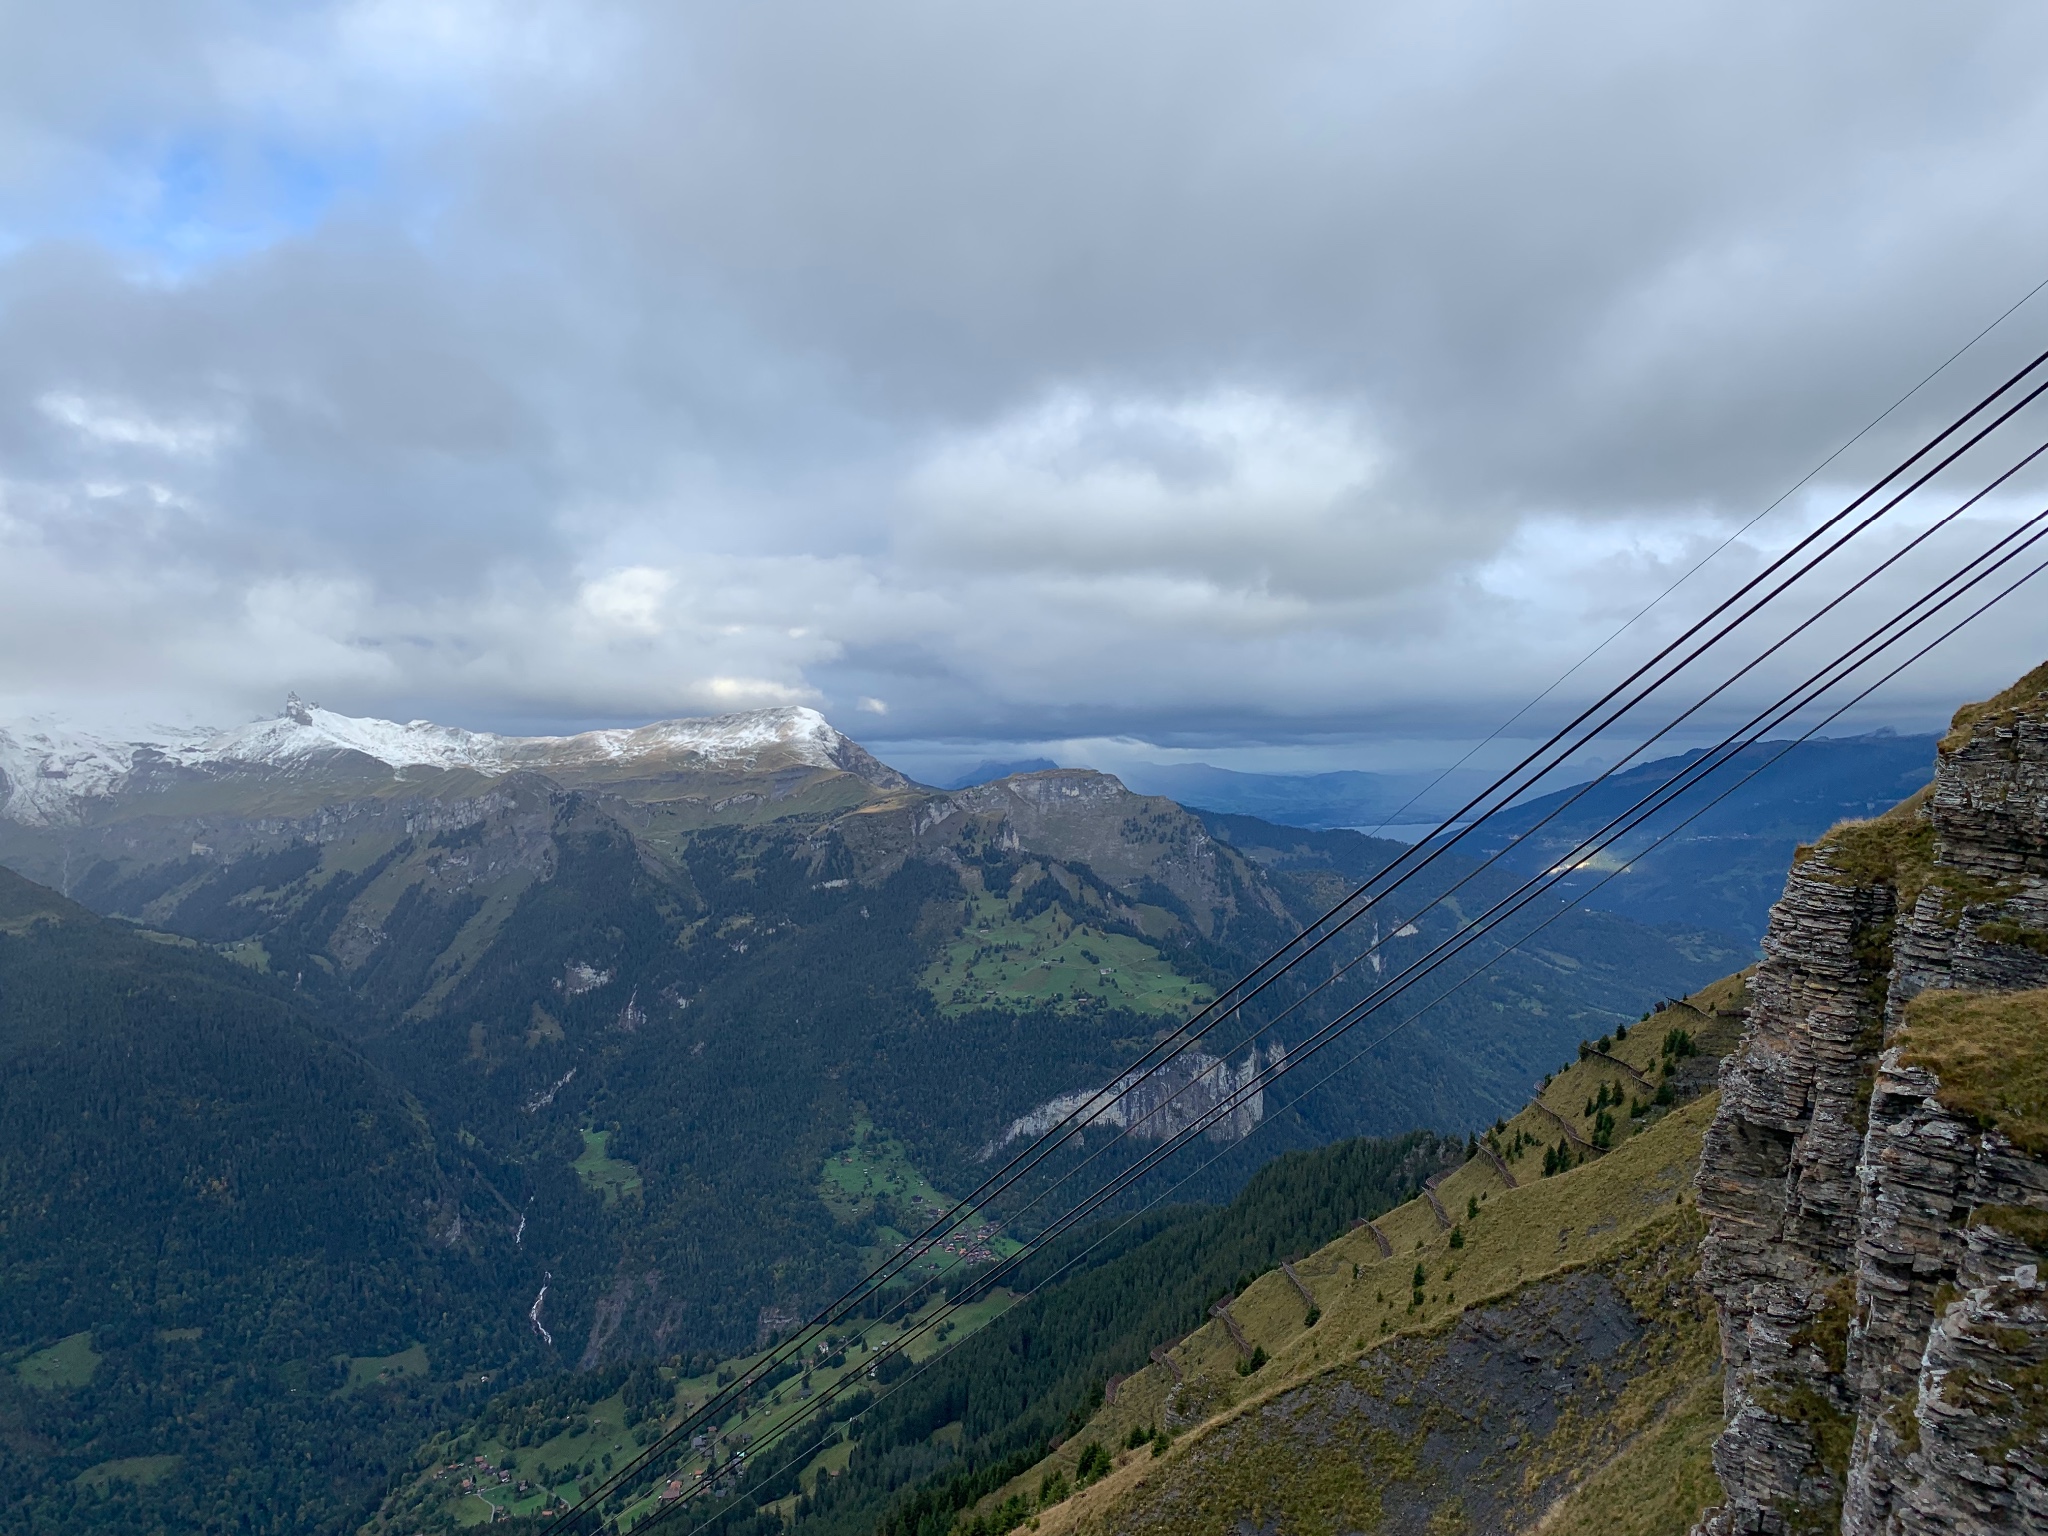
[1694, 663, 2048, 1535]
[1692, 839, 1886, 1531]
[1845, 1027, 2048, 1535]
[980, 1039, 1288, 1159]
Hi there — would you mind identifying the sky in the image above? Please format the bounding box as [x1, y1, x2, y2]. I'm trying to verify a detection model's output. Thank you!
[4, 0, 2048, 778]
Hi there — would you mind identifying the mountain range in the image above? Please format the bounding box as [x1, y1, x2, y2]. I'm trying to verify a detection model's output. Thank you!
[1456, 730, 1940, 941]
[0, 696, 911, 826]
[1102, 760, 1466, 829]
[424, 661, 2037, 1536]
[1053, 734, 1935, 943]
[0, 694, 1915, 1534]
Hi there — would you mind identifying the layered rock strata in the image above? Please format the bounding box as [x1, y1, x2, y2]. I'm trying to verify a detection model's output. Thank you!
[1692, 843, 1888, 1530]
[1692, 664, 2048, 1535]
[1845, 1050, 2048, 1533]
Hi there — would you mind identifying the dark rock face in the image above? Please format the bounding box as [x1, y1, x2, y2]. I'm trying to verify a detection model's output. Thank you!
[578, 1269, 692, 1371]
[1891, 1214, 2048, 1533]
[1885, 705, 2048, 1017]
[1693, 676, 2048, 1535]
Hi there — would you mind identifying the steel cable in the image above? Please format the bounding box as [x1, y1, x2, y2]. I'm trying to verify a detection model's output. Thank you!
[632, 536, 2048, 1536]
[573, 485, 2048, 1532]
[553, 345, 2048, 1529]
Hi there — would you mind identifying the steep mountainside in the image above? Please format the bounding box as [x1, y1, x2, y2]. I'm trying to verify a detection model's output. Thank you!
[848, 975, 1750, 1536]
[366, 1131, 1459, 1533]
[0, 702, 1735, 1388]
[863, 663, 2048, 1536]
[7, 679, 2019, 1536]
[0, 869, 539, 1536]
[1463, 733, 1940, 943]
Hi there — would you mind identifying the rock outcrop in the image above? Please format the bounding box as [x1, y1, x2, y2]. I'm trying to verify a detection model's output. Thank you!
[1692, 842, 1885, 1530]
[1845, 1039, 2048, 1534]
[980, 1039, 1288, 1158]
[1693, 662, 2048, 1535]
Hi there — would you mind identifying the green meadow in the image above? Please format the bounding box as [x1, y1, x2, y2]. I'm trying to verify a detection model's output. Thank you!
[574, 1127, 644, 1204]
[345, 1343, 429, 1391]
[818, 1116, 1023, 1278]
[15, 1332, 98, 1390]
[75, 1456, 180, 1491]
[923, 891, 1213, 1016]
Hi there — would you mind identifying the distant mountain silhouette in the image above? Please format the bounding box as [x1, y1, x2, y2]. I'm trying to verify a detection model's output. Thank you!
[1095, 735, 1938, 946]
[1107, 761, 1467, 827]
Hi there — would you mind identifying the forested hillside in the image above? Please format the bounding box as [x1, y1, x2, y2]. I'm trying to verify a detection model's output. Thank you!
[0, 869, 542, 1535]
[779, 663, 2041, 1536]
[0, 708, 1742, 1534]
[365, 1128, 1457, 1532]
[879, 976, 1750, 1536]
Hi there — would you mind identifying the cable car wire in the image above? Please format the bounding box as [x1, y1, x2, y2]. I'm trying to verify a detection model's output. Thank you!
[552, 345, 2048, 1529]
[630, 537, 2048, 1536]
[565, 474, 2048, 1531]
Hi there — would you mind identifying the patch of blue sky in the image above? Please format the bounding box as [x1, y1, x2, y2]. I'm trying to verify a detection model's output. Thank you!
[74, 132, 387, 279]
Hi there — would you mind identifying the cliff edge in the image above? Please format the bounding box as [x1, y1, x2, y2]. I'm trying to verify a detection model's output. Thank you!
[1694, 662, 2048, 1535]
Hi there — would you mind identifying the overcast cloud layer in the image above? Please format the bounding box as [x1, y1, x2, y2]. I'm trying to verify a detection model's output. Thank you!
[3, 0, 2048, 769]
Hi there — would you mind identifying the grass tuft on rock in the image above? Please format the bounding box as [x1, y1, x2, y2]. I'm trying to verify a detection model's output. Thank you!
[1898, 987, 2048, 1156]
[1938, 657, 2048, 754]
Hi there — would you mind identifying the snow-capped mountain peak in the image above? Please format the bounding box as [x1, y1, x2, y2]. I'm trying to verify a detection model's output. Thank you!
[197, 695, 510, 772]
[0, 698, 907, 825]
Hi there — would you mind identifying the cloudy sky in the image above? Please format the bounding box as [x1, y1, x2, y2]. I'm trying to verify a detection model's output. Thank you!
[4, 1, 2048, 774]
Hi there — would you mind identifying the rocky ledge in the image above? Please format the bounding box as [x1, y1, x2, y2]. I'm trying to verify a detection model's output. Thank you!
[1693, 662, 2048, 1536]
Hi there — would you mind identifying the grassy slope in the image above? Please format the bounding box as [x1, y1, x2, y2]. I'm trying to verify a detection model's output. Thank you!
[985, 981, 1746, 1536]
[1937, 657, 2048, 752]
[14, 1333, 99, 1390]
[818, 1117, 1023, 1277]
[574, 1129, 645, 1205]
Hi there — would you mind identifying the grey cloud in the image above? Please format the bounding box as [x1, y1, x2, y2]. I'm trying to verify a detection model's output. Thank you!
[499, 4, 2048, 489]
[0, 0, 2045, 753]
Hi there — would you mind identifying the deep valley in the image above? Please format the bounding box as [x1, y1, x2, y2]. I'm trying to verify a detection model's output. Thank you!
[3, 678, 2041, 1536]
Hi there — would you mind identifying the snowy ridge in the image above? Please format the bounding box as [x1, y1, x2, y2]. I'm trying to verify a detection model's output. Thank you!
[0, 721, 205, 827]
[0, 696, 892, 825]
[205, 701, 504, 772]
[208, 695, 855, 775]
[497, 708, 848, 771]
